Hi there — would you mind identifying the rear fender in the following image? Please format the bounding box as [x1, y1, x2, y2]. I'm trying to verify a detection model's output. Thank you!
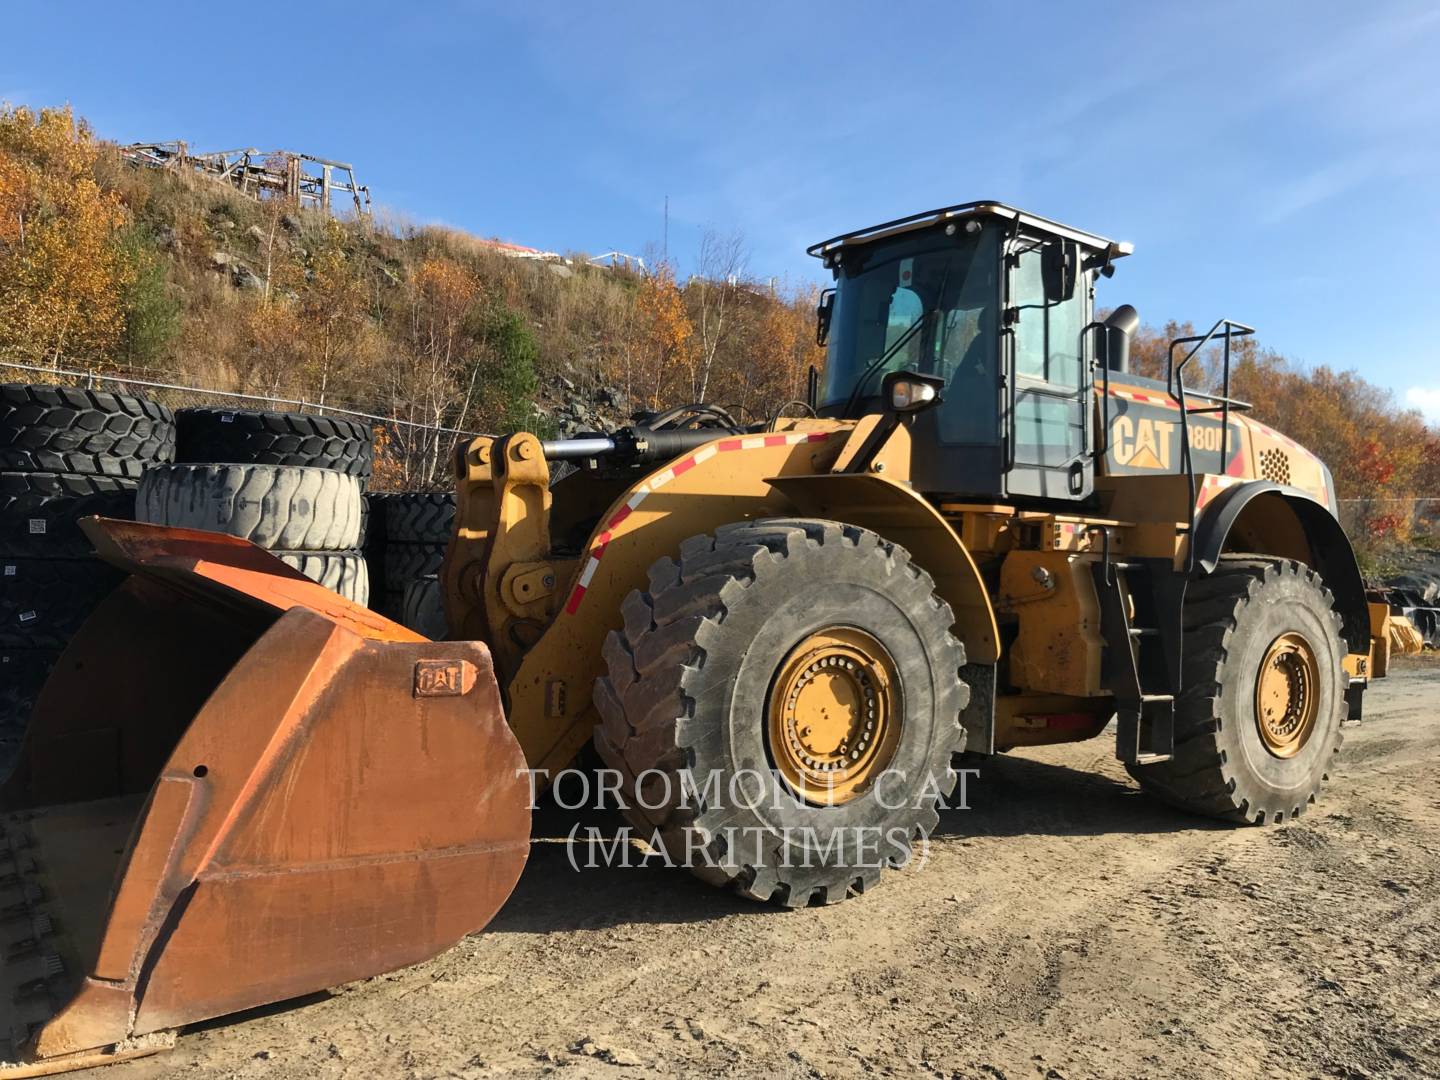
[1193, 482, 1368, 654]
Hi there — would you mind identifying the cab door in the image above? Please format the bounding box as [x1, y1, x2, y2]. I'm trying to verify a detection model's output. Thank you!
[1003, 239, 1093, 501]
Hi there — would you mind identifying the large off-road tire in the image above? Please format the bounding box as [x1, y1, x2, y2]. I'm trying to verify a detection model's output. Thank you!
[0, 558, 124, 649]
[137, 464, 363, 551]
[383, 542, 446, 592]
[401, 574, 447, 639]
[0, 384, 175, 478]
[175, 408, 374, 480]
[375, 492, 455, 544]
[275, 550, 369, 605]
[592, 518, 969, 907]
[1127, 557, 1346, 823]
[0, 648, 60, 730]
[0, 472, 137, 556]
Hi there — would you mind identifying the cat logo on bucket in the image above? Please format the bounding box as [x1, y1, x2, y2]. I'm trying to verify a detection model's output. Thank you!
[1110, 415, 1176, 470]
[413, 658, 476, 697]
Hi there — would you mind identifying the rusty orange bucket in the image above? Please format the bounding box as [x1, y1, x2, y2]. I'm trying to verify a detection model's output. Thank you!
[0, 520, 530, 1075]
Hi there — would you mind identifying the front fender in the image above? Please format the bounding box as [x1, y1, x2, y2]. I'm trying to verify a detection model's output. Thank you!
[766, 473, 999, 664]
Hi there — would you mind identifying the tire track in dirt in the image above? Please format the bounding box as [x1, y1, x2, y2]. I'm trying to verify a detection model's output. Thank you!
[111, 659, 1440, 1080]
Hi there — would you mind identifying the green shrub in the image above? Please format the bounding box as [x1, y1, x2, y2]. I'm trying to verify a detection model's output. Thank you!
[117, 224, 179, 366]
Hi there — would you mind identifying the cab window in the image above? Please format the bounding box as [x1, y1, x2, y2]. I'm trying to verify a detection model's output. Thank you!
[1012, 248, 1084, 388]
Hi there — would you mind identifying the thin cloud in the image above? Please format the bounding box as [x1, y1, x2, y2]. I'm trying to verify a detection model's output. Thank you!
[1261, 155, 1378, 225]
[1404, 387, 1440, 423]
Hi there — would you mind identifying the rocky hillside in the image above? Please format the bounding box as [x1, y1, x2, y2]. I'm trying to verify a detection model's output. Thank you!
[0, 105, 823, 486]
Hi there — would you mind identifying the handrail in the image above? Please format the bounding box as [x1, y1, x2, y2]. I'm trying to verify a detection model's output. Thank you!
[1085, 320, 1112, 471]
[1167, 318, 1255, 572]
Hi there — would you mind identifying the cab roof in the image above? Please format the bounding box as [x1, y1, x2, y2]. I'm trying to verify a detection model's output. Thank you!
[806, 201, 1134, 262]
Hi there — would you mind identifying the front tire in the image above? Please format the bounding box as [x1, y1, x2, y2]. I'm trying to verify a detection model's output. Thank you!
[1128, 557, 1346, 823]
[593, 518, 969, 907]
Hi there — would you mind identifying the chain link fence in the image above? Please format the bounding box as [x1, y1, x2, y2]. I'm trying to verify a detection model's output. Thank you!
[0, 359, 483, 491]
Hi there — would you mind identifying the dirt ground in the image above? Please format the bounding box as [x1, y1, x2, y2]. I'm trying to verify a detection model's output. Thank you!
[113, 658, 1440, 1080]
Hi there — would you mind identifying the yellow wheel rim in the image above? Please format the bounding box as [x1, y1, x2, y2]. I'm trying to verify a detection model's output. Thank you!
[1254, 631, 1321, 758]
[766, 627, 902, 806]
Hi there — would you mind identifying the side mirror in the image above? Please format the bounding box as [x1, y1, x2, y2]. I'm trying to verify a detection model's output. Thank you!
[1041, 240, 1079, 303]
[816, 288, 835, 346]
[1101, 304, 1139, 373]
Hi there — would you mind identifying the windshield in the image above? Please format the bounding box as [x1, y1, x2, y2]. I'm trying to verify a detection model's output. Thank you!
[820, 224, 1001, 444]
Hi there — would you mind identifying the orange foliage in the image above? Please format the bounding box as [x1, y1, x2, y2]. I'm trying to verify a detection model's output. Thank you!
[0, 105, 133, 363]
[1120, 315, 1435, 556]
[412, 256, 482, 366]
[624, 260, 694, 412]
[1356, 440, 1397, 487]
[369, 425, 409, 491]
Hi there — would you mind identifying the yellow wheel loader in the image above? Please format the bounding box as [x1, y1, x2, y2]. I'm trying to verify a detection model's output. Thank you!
[0, 201, 1406, 1073]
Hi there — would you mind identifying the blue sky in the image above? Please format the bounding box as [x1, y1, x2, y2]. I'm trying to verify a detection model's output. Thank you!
[5, 1, 1439, 417]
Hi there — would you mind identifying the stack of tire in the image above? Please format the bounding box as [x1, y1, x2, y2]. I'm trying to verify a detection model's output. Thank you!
[137, 409, 373, 604]
[365, 492, 454, 630]
[1, 383, 175, 743]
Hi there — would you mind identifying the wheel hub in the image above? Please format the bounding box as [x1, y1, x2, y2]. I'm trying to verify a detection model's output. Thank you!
[1255, 631, 1320, 758]
[767, 628, 902, 805]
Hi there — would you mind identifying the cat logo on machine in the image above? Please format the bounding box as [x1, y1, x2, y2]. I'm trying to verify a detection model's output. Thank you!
[1111, 415, 1176, 470]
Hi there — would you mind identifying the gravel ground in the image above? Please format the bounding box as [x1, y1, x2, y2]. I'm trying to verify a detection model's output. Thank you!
[110, 658, 1440, 1080]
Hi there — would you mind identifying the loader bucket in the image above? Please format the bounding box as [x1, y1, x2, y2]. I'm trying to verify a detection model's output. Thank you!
[0, 519, 530, 1076]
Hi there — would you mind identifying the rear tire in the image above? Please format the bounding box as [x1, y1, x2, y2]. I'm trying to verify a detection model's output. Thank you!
[1127, 557, 1346, 823]
[592, 518, 969, 907]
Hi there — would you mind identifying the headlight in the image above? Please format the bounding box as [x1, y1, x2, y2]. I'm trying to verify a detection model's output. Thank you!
[889, 378, 939, 412]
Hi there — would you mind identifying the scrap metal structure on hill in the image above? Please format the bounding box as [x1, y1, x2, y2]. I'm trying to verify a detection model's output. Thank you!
[122, 141, 371, 215]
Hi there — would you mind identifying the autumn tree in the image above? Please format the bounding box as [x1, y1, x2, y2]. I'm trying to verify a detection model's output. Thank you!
[704, 280, 822, 422]
[623, 260, 694, 412]
[383, 256, 483, 482]
[297, 218, 376, 407]
[0, 106, 134, 365]
[684, 227, 747, 403]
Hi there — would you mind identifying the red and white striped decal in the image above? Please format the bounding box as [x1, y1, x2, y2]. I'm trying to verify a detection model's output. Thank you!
[1107, 386, 1181, 410]
[1249, 419, 1306, 454]
[562, 431, 832, 615]
[1197, 474, 1242, 510]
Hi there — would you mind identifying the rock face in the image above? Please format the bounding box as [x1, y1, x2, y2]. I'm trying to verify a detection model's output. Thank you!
[534, 365, 632, 438]
[231, 264, 265, 291]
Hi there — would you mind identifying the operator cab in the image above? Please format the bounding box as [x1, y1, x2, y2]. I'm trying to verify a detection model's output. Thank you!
[810, 201, 1133, 502]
